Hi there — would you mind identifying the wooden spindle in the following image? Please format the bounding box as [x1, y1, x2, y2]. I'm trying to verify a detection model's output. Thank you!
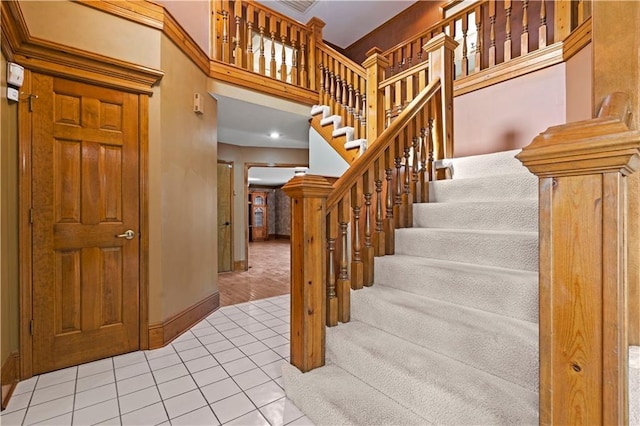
[521, 0, 529, 55]
[258, 11, 266, 75]
[347, 70, 355, 130]
[318, 60, 325, 105]
[395, 78, 403, 116]
[363, 168, 374, 286]
[539, 0, 548, 48]
[405, 73, 414, 106]
[233, 0, 242, 66]
[326, 209, 338, 327]
[222, 9, 230, 63]
[269, 17, 277, 79]
[374, 158, 386, 256]
[291, 27, 299, 86]
[384, 85, 393, 127]
[504, 0, 512, 62]
[280, 20, 288, 82]
[403, 138, 412, 227]
[351, 184, 364, 290]
[246, 4, 254, 72]
[324, 52, 331, 106]
[419, 125, 428, 202]
[461, 15, 469, 77]
[384, 147, 395, 255]
[341, 67, 349, 125]
[300, 33, 308, 88]
[337, 198, 350, 323]
[329, 59, 336, 105]
[489, 0, 496, 67]
[394, 138, 403, 229]
[360, 92, 367, 135]
[353, 77, 361, 139]
[475, 5, 482, 73]
[411, 135, 420, 204]
[427, 116, 435, 182]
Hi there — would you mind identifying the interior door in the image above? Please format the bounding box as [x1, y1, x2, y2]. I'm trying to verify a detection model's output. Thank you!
[30, 74, 140, 374]
[217, 162, 232, 272]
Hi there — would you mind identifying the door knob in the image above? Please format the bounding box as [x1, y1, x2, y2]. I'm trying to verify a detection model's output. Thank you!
[116, 230, 136, 240]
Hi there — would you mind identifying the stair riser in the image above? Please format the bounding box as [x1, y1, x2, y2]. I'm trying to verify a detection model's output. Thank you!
[374, 256, 538, 323]
[429, 174, 538, 202]
[395, 229, 539, 271]
[350, 289, 539, 390]
[326, 323, 539, 425]
[413, 201, 538, 232]
[443, 149, 530, 179]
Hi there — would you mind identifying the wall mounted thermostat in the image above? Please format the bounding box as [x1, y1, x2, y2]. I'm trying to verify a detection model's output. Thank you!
[7, 87, 19, 102]
[7, 62, 24, 88]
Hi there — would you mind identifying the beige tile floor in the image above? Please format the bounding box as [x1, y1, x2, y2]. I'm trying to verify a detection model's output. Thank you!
[0, 295, 313, 426]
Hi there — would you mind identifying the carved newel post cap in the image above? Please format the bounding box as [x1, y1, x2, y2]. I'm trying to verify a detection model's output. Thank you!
[282, 174, 333, 199]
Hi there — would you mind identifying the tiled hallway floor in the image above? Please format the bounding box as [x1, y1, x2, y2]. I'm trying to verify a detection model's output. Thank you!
[1, 295, 313, 426]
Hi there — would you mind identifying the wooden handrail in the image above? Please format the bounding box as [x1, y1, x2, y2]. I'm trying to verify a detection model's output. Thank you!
[379, 61, 429, 90]
[327, 77, 441, 209]
[317, 44, 366, 79]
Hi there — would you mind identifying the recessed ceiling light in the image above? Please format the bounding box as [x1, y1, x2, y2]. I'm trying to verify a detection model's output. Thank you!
[269, 132, 280, 139]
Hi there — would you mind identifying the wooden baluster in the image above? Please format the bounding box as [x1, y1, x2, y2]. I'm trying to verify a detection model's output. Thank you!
[222, 7, 230, 63]
[269, 17, 277, 79]
[395, 78, 403, 115]
[407, 42, 413, 68]
[461, 15, 469, 77]
[384, 146, 395, 254]
[419, 124, 429, 202]
[385, 85, 393, 128]
[353, 76, 360, 139]
[347, 70, 355, 131]
[324, 52, 331, 106]
[405, 73, 414, 107]
[411, 134, 420, 204]
[291, 27, 299, 86]
[318, 56, 325, 106]
[351, 183, 364, 290]
[427, 116, 435, 182]
[341, 67, 349, 126]
[374, 158, 386, 256]
[246, 4, 254, 72]
[280, 20, 288, 82]
[326, 209, 338, 327]
[521, 0, 529, 55]
[329, 58, 337, 109]
[398, 47, 405, 72]
[404, 128, 414, 227]
[504, 0, 513, 62]
[363, 168, 374, 286]
[489, 0, 496, 67]
[337, 198, 350, 323]
[475, 5, 482, 73]
[394, 137, 403, 229]
[300, 32, 308, 88]
[233, 0, 242, 66]
[417, 36, 424, 63]
[258, 10, 266, 75]
[539, 0, 547, 48]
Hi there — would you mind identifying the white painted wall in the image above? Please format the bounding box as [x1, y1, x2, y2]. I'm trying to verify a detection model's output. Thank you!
[307, 127, 349, 177]
[454, 63, 567, 157]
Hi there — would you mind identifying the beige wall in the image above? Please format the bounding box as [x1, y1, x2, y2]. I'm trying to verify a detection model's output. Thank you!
[218, 143, 307, 264]
[1, 51, 20, 367]
[453, 64, 567, 157]
[156, 1, 210, 56]
[156, 35, 218, 321]
[566, 43, 593, 123]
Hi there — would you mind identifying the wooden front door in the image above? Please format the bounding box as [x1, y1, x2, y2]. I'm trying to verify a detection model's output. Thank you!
[250, 191, 268, 242]
[217, 162, 232, 272]
[30, 74, 140, 374]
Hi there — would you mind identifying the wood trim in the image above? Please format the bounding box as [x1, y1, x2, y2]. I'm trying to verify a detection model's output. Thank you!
[562, 16, 592, 61]
[148, 292, 220, 349]
[210, 60, 318, 106]
[18, 69, 33, 380]
[139, 94, 150, 350]
[218, 160, 235, 275]
[1, 353, 19, 410]
[1, 1, 164, 95]
[453, 42, 564, 96]
[162, 10, 210, 75]
[310, 116, 359, 165]
[75, 0, 165, 30]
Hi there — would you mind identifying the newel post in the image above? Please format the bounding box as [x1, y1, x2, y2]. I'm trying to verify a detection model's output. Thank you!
[362, 47, 389, 147]
[282, 174, 333, 372]
[306, 17, 325, 92]
[517, 94, 640, 425]
[424, 33, 457, 159]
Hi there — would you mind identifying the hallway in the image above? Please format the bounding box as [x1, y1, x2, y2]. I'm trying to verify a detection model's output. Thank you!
[218, 240, 291, 306]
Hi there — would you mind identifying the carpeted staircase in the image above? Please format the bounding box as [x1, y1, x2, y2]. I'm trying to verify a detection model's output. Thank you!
[283, 149, 541, 425]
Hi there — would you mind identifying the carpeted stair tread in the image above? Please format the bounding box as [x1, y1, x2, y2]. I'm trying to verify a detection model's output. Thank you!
[282, 362, 430, 426]
[374, 254, 538, 322]
[441, 149, 531, 179]
[429, 173, 537, 202]
[326, 320, 538, 425]
[395, 228, 538, 271]
[413, 199, 538, 231]
[350, 286, 538, 390]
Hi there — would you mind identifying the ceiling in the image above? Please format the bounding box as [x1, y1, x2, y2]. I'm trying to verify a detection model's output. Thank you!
[217, 0, 417, 185]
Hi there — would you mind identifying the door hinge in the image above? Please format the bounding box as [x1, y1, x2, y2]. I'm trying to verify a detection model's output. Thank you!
[29, 208, 33, 224]
[29, 319, 34, 335]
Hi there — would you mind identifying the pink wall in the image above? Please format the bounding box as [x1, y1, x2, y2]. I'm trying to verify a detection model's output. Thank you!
[454, 64, 567, 157]
[157, 1, 210, 55]
[565, 43, 593, 123]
